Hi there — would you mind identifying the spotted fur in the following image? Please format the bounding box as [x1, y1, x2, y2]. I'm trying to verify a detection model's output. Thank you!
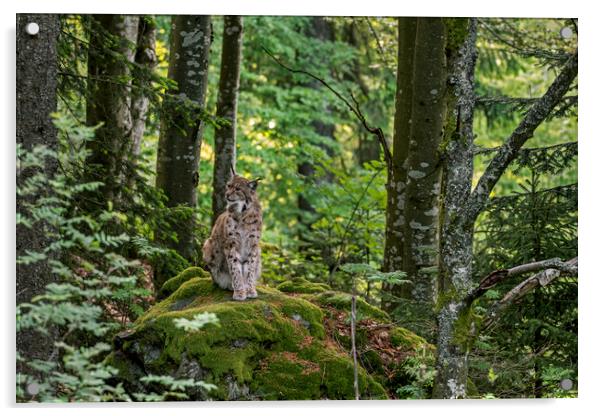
[202, 174, 262, 301]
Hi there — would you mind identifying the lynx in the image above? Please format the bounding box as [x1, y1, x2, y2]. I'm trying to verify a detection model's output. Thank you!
[202, 173, 262, 301]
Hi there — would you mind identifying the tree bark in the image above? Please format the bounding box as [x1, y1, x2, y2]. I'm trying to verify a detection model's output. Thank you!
[433, 25, 577, 397]
[432, 18, 478, 399]
[211, 16, 243, 224]
[156, 15, 212, 260]
[131, 16, 158, 156]
[16, 12, 60, 372]
[382, 17, 416, 281]
[393, 18, 447, 330]
[85, 15, 139, 209]
[383, 18, 446, 330]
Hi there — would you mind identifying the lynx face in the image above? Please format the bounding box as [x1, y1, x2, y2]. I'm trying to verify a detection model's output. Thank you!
[225, 176, 259, 214]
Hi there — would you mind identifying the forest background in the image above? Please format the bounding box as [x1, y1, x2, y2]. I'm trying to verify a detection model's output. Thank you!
[6, 0, 600, 412]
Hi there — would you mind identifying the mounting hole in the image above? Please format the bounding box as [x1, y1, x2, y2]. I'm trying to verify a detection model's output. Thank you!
[26, 382, 40, 395]
[25, 22, 40, 36]
[560, 27, 573, 39]
[560, 378, 573, 390]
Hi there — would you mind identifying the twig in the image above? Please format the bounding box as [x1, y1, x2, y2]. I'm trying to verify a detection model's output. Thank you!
[262, 46, 393, 170]
[328, 167, 383, 281]
[362, 17, 395, 77]
[350, 275, 360, 400]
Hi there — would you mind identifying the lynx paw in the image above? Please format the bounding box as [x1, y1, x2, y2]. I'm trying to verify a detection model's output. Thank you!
[246, 287, 258, 299]
[232, 290, 247, 301]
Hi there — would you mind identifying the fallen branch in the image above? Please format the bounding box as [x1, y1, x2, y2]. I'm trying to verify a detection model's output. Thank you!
[464, 258, 565, 305]
[482, 257, 577, 331]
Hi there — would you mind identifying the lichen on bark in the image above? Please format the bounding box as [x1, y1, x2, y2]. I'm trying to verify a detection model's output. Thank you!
[432, 17, 478, 399]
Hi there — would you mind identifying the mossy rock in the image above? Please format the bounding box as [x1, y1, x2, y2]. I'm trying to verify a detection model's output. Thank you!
[157, 267, 210, 300]
[310, 291, 390, 322]
[276, 277, 331, 294]
[108, 277, 433, 400]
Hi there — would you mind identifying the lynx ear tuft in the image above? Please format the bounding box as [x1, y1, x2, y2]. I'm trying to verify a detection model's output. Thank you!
[230, 163, 237, 177]
[248, 177, 262, 191]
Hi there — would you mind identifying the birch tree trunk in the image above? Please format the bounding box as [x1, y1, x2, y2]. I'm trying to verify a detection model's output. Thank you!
[211, 16, 243, 224]
[16, 13, 60, 372]
[86, 15, 139, 209]
[156, 15, 212, 260]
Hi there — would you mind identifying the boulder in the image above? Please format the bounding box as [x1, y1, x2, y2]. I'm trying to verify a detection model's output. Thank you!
[108, 268, 434, 400]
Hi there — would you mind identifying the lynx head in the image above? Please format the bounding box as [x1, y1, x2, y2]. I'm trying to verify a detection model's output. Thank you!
[225, 173, 261, 214]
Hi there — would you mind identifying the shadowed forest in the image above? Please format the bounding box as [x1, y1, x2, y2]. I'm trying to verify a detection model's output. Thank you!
[16, 14, 578, 401]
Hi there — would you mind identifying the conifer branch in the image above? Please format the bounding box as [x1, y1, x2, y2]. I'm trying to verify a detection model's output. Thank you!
[464, 51, 578, 224]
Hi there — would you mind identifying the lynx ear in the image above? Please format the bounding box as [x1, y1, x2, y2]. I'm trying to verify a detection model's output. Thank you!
[248, 177, 262, 191]
[230, 163, 237, 177]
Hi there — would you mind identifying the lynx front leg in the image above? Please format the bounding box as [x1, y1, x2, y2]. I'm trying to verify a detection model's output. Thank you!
[226, 244, 246, 301]
[244, 247, 261, 299]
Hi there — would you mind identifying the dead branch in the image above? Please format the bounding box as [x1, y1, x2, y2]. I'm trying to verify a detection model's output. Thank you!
[482, 257, 577, 331]
[465, 257, 574, 304]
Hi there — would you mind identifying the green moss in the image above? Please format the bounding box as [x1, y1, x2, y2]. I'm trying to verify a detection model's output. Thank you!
[312, 291, 390, 322]
[451, 303, 476, 352]
[317, 349, 388, 399]
[277, 277, 331, 294]
[252, 352, 322, 400]
[434, 284, 460, 312]
[443, 17, 470, 52]
[110, 276, 433, 400]
[198, 345, 257, 382]
[157, 267, 210, 300]
[390, 327, 431, 351]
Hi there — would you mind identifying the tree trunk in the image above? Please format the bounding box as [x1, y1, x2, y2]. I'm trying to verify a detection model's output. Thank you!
[396, 18, 447, 334]
[131, 16, 158, 156]
[432, 18, 478, 399]
[432, 19, 577, 398]
[211, 16, 243, 224]
[85, 15, 139, 209]
[156, 15, 212, 260]
[16, 12, 60, 372]
[298, 17, 336, 229]
[382, 17, 416, 306]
